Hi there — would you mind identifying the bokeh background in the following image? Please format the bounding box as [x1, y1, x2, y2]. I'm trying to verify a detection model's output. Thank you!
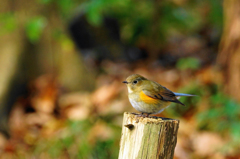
[0, 0, 240, 158]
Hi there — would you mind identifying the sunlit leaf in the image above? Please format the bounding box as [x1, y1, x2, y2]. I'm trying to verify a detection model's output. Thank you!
[25, 16, 47, 43]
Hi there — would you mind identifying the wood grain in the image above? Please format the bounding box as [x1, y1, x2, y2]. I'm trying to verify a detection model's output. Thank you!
[119, 112, 179, 159]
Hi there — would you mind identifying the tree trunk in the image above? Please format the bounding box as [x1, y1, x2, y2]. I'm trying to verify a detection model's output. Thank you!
[0, 0, 96, 137]
[217, 0, 240, 101]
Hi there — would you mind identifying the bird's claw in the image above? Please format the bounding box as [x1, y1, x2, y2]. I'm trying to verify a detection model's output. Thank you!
[131, 112, 158, 119]
[149, 116, 158, 119]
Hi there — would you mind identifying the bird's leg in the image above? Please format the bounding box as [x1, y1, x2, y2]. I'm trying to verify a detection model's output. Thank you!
[137, 112, 143, 117]
[142, 112, 149, 118]
[131, 112, 139, 115]
[146, 113, 150, 118]
[131, 112, 144, 116]
[145, 114, 158, 119]
[136, 112, 146, 117]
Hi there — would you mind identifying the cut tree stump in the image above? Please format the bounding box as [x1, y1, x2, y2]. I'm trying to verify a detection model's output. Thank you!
[118, 112, 179, 159]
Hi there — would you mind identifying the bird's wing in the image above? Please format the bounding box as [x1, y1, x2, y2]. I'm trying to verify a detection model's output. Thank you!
[142, 85, 185, 106]
[142, 89, 162, 100]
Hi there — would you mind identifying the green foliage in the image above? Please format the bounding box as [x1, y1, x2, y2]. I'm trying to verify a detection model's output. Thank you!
[168, 80, 240, 152]
[2, 0, 223, 46]
[84, 0, 105, 26]
[165, 81, 202, 117]
[208, 0, 223, 27]
[176, 57, 201, 70]
[25, 16, 47, 43]
[91, 139, 118, 159]
[160, 3, 202, 35]
[82, 0, 223, 44]
[30, 119, 120, 159]
[198, 92, 240, 142]
[38, 0, 52, 4]
[57, 0, 77, 18]
[180, 82, 240, 152]
[0, 13, 17, 34]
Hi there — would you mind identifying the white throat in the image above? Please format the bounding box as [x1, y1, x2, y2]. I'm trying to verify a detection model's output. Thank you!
[127, 87, 133, 93]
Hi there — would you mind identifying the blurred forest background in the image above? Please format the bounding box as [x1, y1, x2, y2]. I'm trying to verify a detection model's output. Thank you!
[0, 0, 240, 158]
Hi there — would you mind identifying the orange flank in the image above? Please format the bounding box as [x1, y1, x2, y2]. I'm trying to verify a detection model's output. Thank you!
[140, 91, 159, 104]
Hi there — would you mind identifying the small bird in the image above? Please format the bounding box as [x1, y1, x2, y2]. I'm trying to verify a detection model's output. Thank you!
[123, 74, 195, 117]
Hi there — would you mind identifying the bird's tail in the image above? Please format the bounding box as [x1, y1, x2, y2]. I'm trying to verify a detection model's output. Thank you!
[174, 93, 196, 97]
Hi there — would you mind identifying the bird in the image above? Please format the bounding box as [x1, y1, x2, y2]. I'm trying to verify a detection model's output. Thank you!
[123, 74, 195, 117]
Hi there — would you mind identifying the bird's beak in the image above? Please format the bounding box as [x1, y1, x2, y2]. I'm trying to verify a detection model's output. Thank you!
[122, 81, 128, 84]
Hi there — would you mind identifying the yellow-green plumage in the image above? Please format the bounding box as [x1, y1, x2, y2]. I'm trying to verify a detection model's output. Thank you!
[123, 74, 195, 115]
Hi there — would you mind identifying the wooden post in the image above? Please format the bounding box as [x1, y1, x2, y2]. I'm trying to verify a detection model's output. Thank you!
[118, 112, 179, 159]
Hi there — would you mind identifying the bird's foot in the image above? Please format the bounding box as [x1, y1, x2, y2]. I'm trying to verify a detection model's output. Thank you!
[132, 112, 157, 118]
[142, 113, 158, 119]
[149, 116, 158, 119]
[134, 112, 147, 118]
[131, 112, 139, 115]
[136, 113, 144, 117]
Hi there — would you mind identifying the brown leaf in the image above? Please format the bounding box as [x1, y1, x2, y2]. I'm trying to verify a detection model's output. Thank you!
[91, 81, 121, 113]
[59, 92, 92, 120]
[191, 132, 224, 157]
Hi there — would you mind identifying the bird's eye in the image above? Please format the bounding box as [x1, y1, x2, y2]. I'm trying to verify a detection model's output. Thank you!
[133, 80, 138, 84]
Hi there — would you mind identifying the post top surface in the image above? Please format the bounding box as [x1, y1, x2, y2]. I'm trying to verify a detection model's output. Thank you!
[124, 112, 179, 124]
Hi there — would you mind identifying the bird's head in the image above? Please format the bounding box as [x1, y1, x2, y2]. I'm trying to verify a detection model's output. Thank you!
[123, 74, 147, 93]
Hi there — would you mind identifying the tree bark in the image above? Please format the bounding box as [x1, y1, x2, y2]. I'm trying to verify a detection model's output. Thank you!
[217, 0, 240, 101]
[119, 112, 179, 159]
